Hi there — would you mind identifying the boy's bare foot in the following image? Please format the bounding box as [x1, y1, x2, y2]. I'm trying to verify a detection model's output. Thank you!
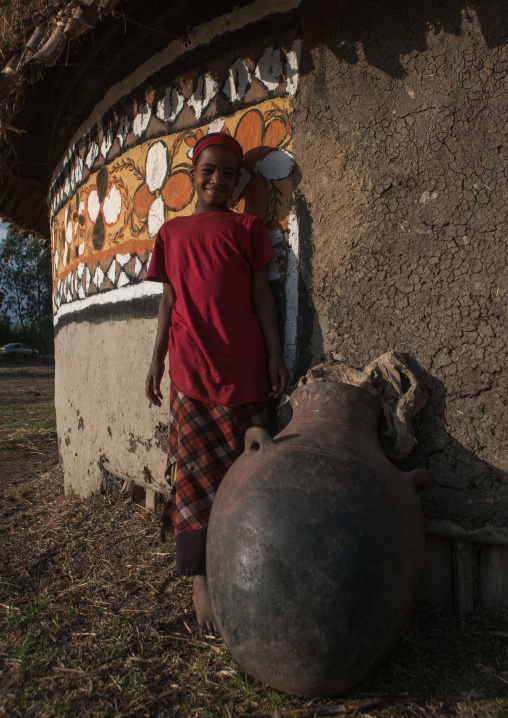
[193, 575, 216, 632]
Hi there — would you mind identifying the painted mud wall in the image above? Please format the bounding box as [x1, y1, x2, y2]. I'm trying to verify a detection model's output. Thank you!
[292, 0, 507, 606]
[50, 0, 506, 606]
[51, 1, 302, 498]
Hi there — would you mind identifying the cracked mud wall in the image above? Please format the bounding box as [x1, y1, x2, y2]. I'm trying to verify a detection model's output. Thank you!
[293, 0, 507, 529]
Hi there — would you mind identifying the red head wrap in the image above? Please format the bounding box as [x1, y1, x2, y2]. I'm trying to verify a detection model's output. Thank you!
[192, 132, 243, 167]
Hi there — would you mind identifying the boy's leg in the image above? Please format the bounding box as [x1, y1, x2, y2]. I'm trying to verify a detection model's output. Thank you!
[175, 527, 207, 575]
[167, 389, 269, 630]
[193, 575, 215, 632]
[175, 528, 216, 631]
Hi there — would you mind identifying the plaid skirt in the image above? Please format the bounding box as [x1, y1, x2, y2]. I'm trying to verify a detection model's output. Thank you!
[160, 383, 269, 575]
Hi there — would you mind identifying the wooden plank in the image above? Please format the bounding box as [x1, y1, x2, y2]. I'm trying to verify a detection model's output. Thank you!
[426, 520, 508, 546]
[479, 545, 508, 609]
[145, 487, 156, 511]
[453, 540, 475, 617]
[420, 537, 453, 606]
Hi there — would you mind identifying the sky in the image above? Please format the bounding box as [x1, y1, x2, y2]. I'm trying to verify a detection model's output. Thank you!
[0, 222, 8, 242]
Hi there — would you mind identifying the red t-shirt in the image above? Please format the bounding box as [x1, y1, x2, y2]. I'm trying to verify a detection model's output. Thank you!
[146, 211, 276, 406]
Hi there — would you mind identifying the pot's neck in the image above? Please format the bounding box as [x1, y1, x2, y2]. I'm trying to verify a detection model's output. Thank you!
[289, 382, 382, 436]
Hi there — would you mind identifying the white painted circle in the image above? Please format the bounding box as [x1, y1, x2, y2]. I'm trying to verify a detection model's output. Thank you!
[146, 141, 168, 193]
[147, 196, 165, 237]
[255, 149, 294, 180]
[103, 185, 122, 225]
[87, 189, 101, 223]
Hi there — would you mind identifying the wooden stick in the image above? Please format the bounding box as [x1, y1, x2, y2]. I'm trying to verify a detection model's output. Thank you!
[157, 633, 223, 654]
[453, 541, 474, 617]
[240, 695, 407, 717]
[115, 528, 150, 543]
[72, 633, 97, 637]
[0, 603, 20, 612]
[52, 667, 87, 675]
[102, 461, 168, 495]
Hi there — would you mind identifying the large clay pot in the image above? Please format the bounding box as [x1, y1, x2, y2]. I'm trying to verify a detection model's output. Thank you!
[207, 382, 431, 696]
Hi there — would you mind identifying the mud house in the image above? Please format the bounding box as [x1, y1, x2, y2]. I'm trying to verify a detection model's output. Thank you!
[0, 0, 506, 611]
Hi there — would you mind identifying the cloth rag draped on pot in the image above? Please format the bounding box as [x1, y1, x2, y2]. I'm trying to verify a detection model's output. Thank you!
[295, 350, 428, 459]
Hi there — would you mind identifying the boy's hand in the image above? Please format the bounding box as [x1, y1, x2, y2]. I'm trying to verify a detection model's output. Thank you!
[268, 353, 289, 400]
[145, 360, 165, 406]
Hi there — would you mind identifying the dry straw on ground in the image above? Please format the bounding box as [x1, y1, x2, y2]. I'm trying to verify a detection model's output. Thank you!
[0, 364, 508, 717]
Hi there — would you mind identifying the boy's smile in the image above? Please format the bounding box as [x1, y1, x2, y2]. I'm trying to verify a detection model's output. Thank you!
[191, 145, 240, 214]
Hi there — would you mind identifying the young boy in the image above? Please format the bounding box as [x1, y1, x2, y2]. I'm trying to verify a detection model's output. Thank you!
[145, 133, 288, 630]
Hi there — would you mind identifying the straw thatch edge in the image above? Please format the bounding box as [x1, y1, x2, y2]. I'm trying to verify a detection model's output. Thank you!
[0, 1, 122, 146]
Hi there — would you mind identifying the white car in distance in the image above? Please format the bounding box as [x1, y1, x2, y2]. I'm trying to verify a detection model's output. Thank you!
[0, 343, 39, 358]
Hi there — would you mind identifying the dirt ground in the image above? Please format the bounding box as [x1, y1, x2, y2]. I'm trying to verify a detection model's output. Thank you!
[1, 364, 508, 717]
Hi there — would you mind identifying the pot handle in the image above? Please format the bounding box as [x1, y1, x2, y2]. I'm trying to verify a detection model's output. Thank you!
[244, 426, 276, 453]
[405, 468, 433, 494]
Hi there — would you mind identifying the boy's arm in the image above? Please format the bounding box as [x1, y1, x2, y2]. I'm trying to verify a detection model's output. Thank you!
[145, 282, 176, 406]
[251, 267, 289, 400]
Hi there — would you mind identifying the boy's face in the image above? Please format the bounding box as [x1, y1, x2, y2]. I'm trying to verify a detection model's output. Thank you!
[190, 145, 240, 212]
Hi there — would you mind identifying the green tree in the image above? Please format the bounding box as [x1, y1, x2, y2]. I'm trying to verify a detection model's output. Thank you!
[0, 229, 53, 355]
[0, 288, 13, 346]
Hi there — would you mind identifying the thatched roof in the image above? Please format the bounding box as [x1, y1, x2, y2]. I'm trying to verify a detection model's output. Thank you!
[0, 0, 124, 236]
[0, 1, 120, 109]
[0, 1, 63, 61]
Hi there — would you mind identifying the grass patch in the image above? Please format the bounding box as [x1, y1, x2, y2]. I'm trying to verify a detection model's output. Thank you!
[3, 592, 52, 627]
[0, 368, 56, 449]
[1, 365, 508, 717]
[0, 401, 56, 448]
